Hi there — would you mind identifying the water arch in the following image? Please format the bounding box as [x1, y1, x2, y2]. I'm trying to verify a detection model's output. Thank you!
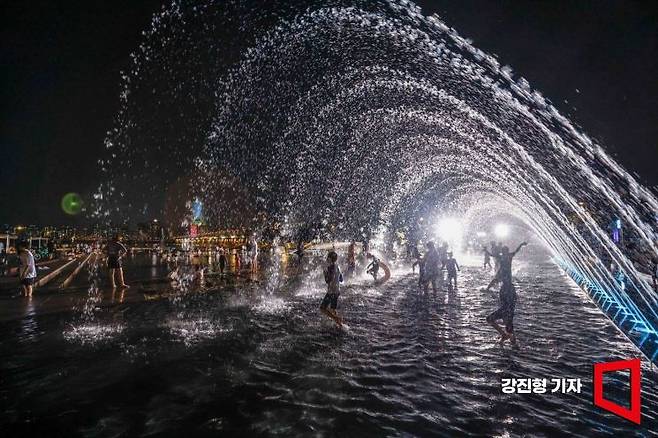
[99, 1, 658, 362]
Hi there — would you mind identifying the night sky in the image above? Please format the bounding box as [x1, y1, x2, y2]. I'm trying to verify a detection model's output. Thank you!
[1, 0, 656, 226]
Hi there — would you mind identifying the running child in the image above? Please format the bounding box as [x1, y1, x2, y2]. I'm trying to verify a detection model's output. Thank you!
[320, 251, 344, 328]
[442, 252, 460, 289]
[483, 246, 491, 269]
[487, 276, 517, 345]
[366, 255, 380, 281]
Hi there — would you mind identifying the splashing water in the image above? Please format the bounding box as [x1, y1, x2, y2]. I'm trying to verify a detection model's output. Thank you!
[64, 255, 125, 345]
[164, 316, 230, 346]
[97, 0, 658, 361]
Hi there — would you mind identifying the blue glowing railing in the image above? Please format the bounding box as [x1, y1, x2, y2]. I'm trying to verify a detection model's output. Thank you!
[555, 257, 658, 365]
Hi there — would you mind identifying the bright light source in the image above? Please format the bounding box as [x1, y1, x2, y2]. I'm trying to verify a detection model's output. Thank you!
[435, 218, 463, 251]
[494, 223, 510, 239]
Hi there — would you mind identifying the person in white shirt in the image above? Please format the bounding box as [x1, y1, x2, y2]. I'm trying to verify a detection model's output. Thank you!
[17, 242, 36, 298]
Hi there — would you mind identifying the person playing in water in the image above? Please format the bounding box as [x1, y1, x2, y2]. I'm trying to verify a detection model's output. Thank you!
[409, 245, 424, 287]
[442, 251, 460, 289]
[438, 242, 449, 282]
[106, 234, 129, 289]
[218, 248, 227, 275]
[295, 240, 305, 265]
[249, 235, 259, 273]
[410, 245, 420, 273]
[320, 250, 344, 328]
[483, 246, 491, 269]
[487, 275, 518, 345]
[191, 249, 203, 281]
[16, 241, 36, 298]
[495, 242, 503, 269]
[422, 241, 441, 294]
[347, 240, 356, 273]
[489, 241, 499, 272]
[485, 241, 528, 290]
[366, 255, 380, 281]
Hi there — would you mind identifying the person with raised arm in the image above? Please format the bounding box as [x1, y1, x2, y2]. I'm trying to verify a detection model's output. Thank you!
[485, 242, 528, 345]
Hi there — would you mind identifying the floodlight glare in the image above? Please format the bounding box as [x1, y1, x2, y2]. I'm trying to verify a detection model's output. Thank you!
[494, 223, 510, 239]
[435, 218, 463, 252]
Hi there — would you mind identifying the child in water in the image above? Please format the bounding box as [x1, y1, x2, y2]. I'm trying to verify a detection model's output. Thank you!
[487, 276, 517, 346]
[366, 255, 380, 281]
[218, 248, 227, 275]
[483, 247, 491, 269]
[347, 240, 356, 274]
[320, 251, 344, 328]
[411, 246, 424, 287]
[442, 252, 460, 289]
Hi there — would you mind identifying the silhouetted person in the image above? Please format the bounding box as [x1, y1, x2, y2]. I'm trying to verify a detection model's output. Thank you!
[442, 252, 460, 289]
[320, 251, 343, 328]
[483, 246, 491, 269]
[485, 242, 528, 289]
[422, 241, 441, 294]
[295, 240, 305, 265]
[487, 276, 517, 345]
[0, 246, 6, 277]
[16, 241, 36, 298]
[106, 234, 129, 289]
[347, 240, 356, 273]
[366, 255, 380, 281]
[249, 236, 259, 272]
[218, 248, 228, 274]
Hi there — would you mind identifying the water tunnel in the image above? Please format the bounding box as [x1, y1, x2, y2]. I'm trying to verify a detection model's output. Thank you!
[98, 0, 658, 364]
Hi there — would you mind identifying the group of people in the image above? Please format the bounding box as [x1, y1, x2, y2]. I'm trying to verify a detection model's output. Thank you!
[411, 241, 460, 292]
[319, 238, 528, 346]
[319, 240, 378, 329]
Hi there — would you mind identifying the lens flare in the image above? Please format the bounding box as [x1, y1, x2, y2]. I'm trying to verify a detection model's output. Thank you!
[61, 193, 83, 215]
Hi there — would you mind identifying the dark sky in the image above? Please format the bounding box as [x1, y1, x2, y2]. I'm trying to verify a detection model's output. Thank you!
[1, 0, 656, 226]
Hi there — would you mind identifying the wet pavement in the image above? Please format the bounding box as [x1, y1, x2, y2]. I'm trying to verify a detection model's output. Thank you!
[0, 250, 656, 436]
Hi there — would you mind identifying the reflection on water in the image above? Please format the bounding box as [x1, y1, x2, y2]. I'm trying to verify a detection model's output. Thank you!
[0, 252, 656, 436]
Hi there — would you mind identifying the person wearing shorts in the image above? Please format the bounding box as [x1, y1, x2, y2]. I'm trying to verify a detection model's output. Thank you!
[442, 252, 460, 289]
[17, 241, 36, 298]
[320, 290, 339, 311]
[320, 251, 343, 327]
[106, 234, 129, 289]
[108, 254, 122, 269]
[422, 241, 441, 294]
[487, 278, 517, 345]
